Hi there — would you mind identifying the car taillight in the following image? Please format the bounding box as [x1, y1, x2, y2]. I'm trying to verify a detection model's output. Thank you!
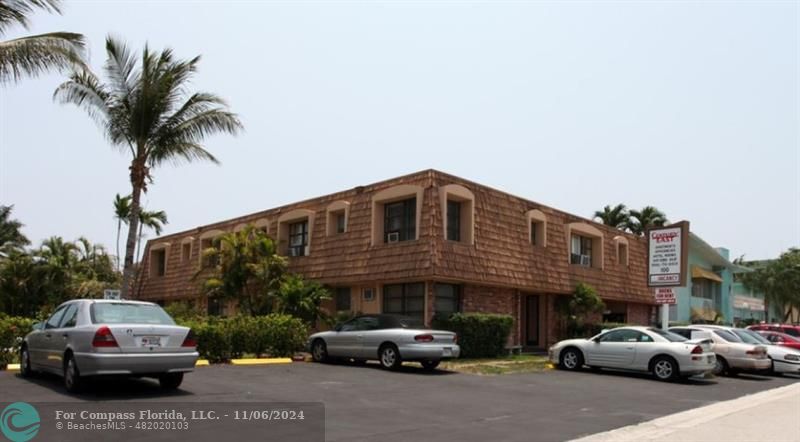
[182, 329, 197, 347]
[92, 326, 118, 348]
[745, 348, 765, 356]
[691, 345, 703, 354]
[414, 334, 434, 342]
[453, 334, 458, 344]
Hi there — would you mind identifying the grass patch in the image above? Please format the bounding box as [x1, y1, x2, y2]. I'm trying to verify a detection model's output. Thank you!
[440, 354, 551, 375]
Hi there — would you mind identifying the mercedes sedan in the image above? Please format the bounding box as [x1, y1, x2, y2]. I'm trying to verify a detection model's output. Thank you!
[308, 314, 460, 370]
[548, 326, 716, 381]
[21, 299, 199, 392]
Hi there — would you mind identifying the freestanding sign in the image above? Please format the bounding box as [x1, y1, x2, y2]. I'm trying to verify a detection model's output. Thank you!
[647, 222, 689, 287]
[654, 287, 677, 305]
[647, 221, 689, 329]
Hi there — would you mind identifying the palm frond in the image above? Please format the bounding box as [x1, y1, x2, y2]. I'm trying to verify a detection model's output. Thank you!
[0, 0, 61, 35]
[0, 31, 85, 83]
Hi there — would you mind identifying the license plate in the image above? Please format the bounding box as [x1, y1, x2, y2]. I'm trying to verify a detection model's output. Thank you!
[141, 336, 161, 347]
[442, 348, 452, 357]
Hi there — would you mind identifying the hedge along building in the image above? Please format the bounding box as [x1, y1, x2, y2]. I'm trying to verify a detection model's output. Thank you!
[134, 169, 655, 349]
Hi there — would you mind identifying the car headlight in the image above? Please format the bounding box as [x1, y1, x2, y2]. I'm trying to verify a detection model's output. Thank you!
[785, 354, 800, 362]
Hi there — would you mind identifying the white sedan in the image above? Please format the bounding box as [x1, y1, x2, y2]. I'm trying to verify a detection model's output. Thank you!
[730, 328, 800, 375]
[549, 326, 716, 381]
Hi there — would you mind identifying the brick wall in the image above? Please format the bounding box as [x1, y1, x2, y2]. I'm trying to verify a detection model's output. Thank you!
[461, 284, 520, 346]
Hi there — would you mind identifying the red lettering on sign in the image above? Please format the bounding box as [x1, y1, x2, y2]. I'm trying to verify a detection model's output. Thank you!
[652, 231, 679, 243]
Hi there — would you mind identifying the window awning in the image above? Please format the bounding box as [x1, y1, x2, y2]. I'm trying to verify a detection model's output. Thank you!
[691, 265, 723, 283]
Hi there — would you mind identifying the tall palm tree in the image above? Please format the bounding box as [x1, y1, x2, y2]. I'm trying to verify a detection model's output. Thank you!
[627, 206, 668, 235]
[54, 37, 243, 296]
[0, 0, 85, 84]
[135, 209, 167, 263]
[113, 193, 131, 271]
[593, 204, 629, 230]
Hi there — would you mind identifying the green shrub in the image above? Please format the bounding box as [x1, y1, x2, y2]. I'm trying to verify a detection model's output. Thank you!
[0, 315, 35, 364]
[434, 313, 513, 358]
[176, 314, 307, 362]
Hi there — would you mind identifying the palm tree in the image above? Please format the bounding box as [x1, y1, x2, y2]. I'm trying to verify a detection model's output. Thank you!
[113, 193, 131, 271]
[0, 0, 85, 84]
[593, 204, 629, 230]
[135, 209, 167, 263]
[627, 206, 668, 235]
[54, 37, 243, 296]
[0, 204, 30, 250]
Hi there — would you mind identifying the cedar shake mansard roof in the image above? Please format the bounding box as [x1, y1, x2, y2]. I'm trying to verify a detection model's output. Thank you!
[135, 169, 654, 304]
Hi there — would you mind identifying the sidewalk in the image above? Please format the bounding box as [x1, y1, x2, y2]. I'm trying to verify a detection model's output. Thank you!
[571, 381, 800, 442]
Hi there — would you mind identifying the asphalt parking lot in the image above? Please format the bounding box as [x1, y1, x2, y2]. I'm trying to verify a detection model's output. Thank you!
[1, 362, 797, 442]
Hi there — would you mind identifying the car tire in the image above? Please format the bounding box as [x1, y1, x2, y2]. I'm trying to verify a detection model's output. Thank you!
[651, 356, 679, 382]
[712, 356, 729, 376]
[420, 360, 440, 371]
[559, 348, 584, 371]
[311, 339, 328, 363]
[19, 345, 34, 378]
[159, 373, 184, 390]
[379, 344, 402, 370]
[63, 353, 84, 394]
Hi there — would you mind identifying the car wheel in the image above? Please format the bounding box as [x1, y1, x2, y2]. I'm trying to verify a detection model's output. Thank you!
[651, 356, 679, 382]
[311, 339, 328, 363]
[559, 348, 584, 371]
[379, 344, 402, 370]
[64, 353, 84, 394]
[19, 345, 34, 378]
[420, 360, 440, 371]
[159, 373, 184, 390]
[712, 356, 729, 376]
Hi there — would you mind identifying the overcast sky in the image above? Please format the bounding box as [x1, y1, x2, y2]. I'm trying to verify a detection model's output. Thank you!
[1, 1, 797, 261]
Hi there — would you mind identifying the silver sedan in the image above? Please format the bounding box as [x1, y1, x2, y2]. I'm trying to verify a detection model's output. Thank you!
[21, 299, 199, 392]
[549, 326, 716, 381]
[308, 314, 460, 370]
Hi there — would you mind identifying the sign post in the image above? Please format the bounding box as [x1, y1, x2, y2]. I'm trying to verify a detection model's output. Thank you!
[647, 221, 689, 330]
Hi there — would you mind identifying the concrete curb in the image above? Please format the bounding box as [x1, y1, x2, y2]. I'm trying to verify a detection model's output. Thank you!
[569, 382, 800, 442]
[229, 358, 293, 365]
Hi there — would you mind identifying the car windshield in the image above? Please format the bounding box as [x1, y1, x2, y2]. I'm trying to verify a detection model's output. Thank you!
[712, 329, 742, 343]
[732, 329, 770, 345]
[91, 303, 175, 325]
[647, 328, 687, 342]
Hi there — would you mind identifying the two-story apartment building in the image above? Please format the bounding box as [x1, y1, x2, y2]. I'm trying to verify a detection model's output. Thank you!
[134, 170, 656, 348]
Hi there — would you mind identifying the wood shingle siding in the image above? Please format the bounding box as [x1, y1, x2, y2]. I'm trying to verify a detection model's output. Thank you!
[135, 169, 653, 306]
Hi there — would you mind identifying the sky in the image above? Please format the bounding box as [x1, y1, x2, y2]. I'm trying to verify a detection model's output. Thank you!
[1, 0, 798, 261]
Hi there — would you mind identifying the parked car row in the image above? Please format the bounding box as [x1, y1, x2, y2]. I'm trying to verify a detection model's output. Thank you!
[549, 324, 800, 381]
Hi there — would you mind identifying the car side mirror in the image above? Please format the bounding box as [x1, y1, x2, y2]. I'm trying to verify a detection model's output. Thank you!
[334, 323, 343, 332]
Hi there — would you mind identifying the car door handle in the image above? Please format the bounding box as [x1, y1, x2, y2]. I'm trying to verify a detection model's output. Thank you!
[45, 333, 52, 339]
[62, 333, 69, 338]
[625, 347, 634, 350]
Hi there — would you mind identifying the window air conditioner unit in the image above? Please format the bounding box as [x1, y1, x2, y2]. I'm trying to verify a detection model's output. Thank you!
[580, 255, 592, 266]
[387, 232, 400, 243]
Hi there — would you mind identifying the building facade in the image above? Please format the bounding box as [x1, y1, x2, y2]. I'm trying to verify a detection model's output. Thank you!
[730, 259, 785, 324]
[668, 233, 750, 324]
[135, 170, 656, 348]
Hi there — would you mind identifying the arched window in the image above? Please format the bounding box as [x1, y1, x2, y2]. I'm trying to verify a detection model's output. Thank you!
[614, 236, 630, 266]
[326, 201, 350, 236]
[277, 209, 315, 257]
[440, 184, 475, 245]
[198, 229, 224, 267]
[566, 222, 604, 269]
[371, 184, 424, 245]
[526, 209, 547, 247]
